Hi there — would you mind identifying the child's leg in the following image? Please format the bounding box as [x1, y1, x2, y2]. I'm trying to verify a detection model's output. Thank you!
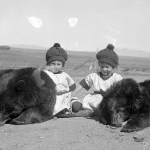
[53, 92, 71, 115]
[82, 94, 103, 112]
[82, 94, 93, 110]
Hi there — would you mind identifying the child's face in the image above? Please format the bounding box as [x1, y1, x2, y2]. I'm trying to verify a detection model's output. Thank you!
[47, 60, 63, 73]
[98, 62, 114, 76]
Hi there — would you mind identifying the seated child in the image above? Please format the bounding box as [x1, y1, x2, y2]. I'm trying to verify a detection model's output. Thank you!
[42, 43, 81, 116]
[72, 44, 123, 116]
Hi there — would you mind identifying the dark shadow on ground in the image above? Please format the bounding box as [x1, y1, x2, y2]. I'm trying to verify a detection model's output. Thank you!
[55, 109, 100, 122]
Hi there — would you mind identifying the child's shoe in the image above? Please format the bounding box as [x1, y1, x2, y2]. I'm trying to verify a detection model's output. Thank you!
[71, 97, 82, 113]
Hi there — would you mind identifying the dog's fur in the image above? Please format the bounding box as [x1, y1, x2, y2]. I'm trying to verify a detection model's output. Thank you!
[99, 78, 150, 132]
[0, 67, 56, 126]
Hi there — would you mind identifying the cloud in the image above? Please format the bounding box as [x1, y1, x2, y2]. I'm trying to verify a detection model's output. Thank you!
[101, 17, 122, 28]
[68, 18, 78, 28]
[106, 26, 121, 33]
[25, 15, 43, 29]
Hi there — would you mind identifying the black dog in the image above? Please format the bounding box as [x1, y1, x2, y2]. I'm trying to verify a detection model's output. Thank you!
[0, 67, 56, 126]
[99, 78, 150, 132]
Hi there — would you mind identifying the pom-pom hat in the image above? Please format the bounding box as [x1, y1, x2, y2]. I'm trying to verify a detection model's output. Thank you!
[53, 43, 61, 47]
[96, 44, 119, 68]
[46, 46, 68, 64]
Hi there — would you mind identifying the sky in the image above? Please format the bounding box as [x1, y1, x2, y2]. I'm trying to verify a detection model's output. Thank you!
[0, 0, 150, 52]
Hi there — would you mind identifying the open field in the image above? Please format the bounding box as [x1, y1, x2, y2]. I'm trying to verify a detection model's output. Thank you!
[1, 47, 150, 77]
[0, 48, 150, 150]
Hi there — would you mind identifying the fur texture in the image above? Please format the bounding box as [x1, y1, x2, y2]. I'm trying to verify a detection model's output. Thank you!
[0, 67, 56, 126]
[99, 78, 150, 132]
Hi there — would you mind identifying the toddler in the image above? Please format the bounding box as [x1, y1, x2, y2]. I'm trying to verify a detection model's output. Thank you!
[72, 44, 123, 115]
[43, 43, 81, 116]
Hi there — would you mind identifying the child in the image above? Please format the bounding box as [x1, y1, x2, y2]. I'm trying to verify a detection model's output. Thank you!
[72, 44, 123, 115]
[43, 43, 81, 116]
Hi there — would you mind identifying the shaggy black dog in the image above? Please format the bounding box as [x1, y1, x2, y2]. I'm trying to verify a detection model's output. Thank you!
[0, 67, 56, 126]
[99, 78, 150, 132]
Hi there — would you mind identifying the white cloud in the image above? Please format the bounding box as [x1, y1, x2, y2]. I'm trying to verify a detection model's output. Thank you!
[25, 15, 43, 29]
[68, 18, 78, 28]
[106, 26, 121, 33]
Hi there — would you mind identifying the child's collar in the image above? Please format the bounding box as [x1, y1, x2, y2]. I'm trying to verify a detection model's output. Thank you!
[99, 72, 113, 80]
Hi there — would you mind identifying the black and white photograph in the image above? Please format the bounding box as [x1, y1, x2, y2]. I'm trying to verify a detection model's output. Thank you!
[0, 0, 150, 150]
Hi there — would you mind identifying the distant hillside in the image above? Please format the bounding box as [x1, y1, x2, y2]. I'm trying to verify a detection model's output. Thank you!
[0, 46, 150, 77]
[8, 44, 150, 58]
[115, 48, 150, 58]
[67, 48, 150, 58]
[10, 44, 47, 50]
[0, 45, 10, 50]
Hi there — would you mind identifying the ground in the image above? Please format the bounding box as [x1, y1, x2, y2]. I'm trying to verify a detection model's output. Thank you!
[0, 117, 150, 150]
[0, 48, 150, 150]
[0, 75, 150, 150]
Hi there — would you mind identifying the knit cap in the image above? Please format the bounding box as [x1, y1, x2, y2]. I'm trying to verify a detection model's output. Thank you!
[96, 44, 119, 68]
[46, 47, 68, 64]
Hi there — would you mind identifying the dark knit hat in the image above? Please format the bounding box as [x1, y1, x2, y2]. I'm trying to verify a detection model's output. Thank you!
[96, 44, 118, 68]
[46, 47, 68, 64]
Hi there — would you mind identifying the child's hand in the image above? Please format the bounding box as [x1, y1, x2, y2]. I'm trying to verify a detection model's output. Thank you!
[56, 84, 69, 95]
[58, 83, 68, 89]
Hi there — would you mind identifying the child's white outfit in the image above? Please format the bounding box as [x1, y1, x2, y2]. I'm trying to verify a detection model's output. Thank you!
[80, 72, 123, 111]
[44, 70, 75, 115]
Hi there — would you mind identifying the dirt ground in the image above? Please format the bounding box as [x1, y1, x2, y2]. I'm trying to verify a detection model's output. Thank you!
[0, 117, 150, 150]
[0, 75, 150, 150]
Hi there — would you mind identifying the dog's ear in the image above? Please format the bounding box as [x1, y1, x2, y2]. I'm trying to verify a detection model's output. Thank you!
[125, 79, 140, 100]
[131, 98, 141, 111]
[132, 87, 140, 99]
[130, 87, 142, 111]
[15, 80, 26, 93]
